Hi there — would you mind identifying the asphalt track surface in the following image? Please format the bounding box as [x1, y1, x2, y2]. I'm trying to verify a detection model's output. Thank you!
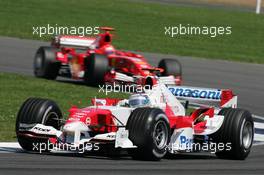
[0, 145, 263, 175]
[0, 36, 264, 174]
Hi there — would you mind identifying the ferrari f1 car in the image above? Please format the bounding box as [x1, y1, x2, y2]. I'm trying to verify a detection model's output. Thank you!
[16, 82, 254, 160]
[34, 27, 182, 86]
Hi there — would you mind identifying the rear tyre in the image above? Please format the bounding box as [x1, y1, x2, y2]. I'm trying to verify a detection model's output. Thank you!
[210, 108, 254, 160]
[34, 46, 60, 80]
[16, 98, 62, 152]
[158, 59, 182, 77]
[84, 53, 109, 85]
[126, 108, 170, 161]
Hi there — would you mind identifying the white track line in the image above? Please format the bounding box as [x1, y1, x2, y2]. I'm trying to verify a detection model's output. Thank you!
[0, 142, 22, 153]
[0, 142, 20, 147]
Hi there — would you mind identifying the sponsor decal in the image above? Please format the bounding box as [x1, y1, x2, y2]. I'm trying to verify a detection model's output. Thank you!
[169, 87, 221, 100]
[32, 127, 51, 132]
[180, 136, 193, 145]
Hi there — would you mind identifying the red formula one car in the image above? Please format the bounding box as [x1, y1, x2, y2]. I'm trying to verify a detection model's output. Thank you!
[34, 27, 182, 86]
[16, 81, 254, 160]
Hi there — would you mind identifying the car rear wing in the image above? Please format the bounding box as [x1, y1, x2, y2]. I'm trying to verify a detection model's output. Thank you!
[167, 85, 237, 108]
[52, 35, 96, 48]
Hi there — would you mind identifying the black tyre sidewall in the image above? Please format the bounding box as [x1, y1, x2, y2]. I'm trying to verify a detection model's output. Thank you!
[34, 47, 60, 79]
[212, 108, 254, 160]
[126, 108, 170, 160]
[16, 98, 62, 152]
[34, 100, 62, 129]
[84, 53, 108, 85]
[230, 110, 254, 159]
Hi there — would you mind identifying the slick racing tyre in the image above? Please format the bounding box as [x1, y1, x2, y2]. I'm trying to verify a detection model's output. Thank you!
[210, 108, 254, 160]
[158, 59, 182, 77]
[16, 98, 62, 152]
[34, 46, 60, 80]
[84, 53, 109, 85]
[126, 108, 170, 161]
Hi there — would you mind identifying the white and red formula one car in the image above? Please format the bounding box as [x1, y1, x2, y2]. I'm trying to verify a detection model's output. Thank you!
[16, 82, 254, 160]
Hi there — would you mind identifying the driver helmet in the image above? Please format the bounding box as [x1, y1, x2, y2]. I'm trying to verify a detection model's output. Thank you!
[128, 94, 150, 108]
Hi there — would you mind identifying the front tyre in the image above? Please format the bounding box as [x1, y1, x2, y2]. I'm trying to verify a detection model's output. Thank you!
[210, 108, 254, 160]
[84, 53, 109, 85]
[16, 98, 62, 152]
[126, 108, 170, 161]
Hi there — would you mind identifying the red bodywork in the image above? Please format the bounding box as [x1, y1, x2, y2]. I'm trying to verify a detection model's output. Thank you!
[62, 98, 218, 138]
[52, 28, 182, 85]
[67, 106, 118, 133]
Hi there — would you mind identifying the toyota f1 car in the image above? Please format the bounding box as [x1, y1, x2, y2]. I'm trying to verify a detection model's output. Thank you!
[34, 27, 182, 86]
[16, 81, 254, 160]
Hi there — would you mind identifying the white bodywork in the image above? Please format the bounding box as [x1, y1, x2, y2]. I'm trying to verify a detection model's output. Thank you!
[26, 82, 235, 152]
[145, 82, 185, 116]
[56, 36, 95, 48]
[168, 127, 194, 153]
[111, 72, 178, 86]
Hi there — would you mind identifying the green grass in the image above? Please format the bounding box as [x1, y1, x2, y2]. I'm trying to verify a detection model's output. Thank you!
[0, 0, 263, 63]
[0, 72, 128, 141]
